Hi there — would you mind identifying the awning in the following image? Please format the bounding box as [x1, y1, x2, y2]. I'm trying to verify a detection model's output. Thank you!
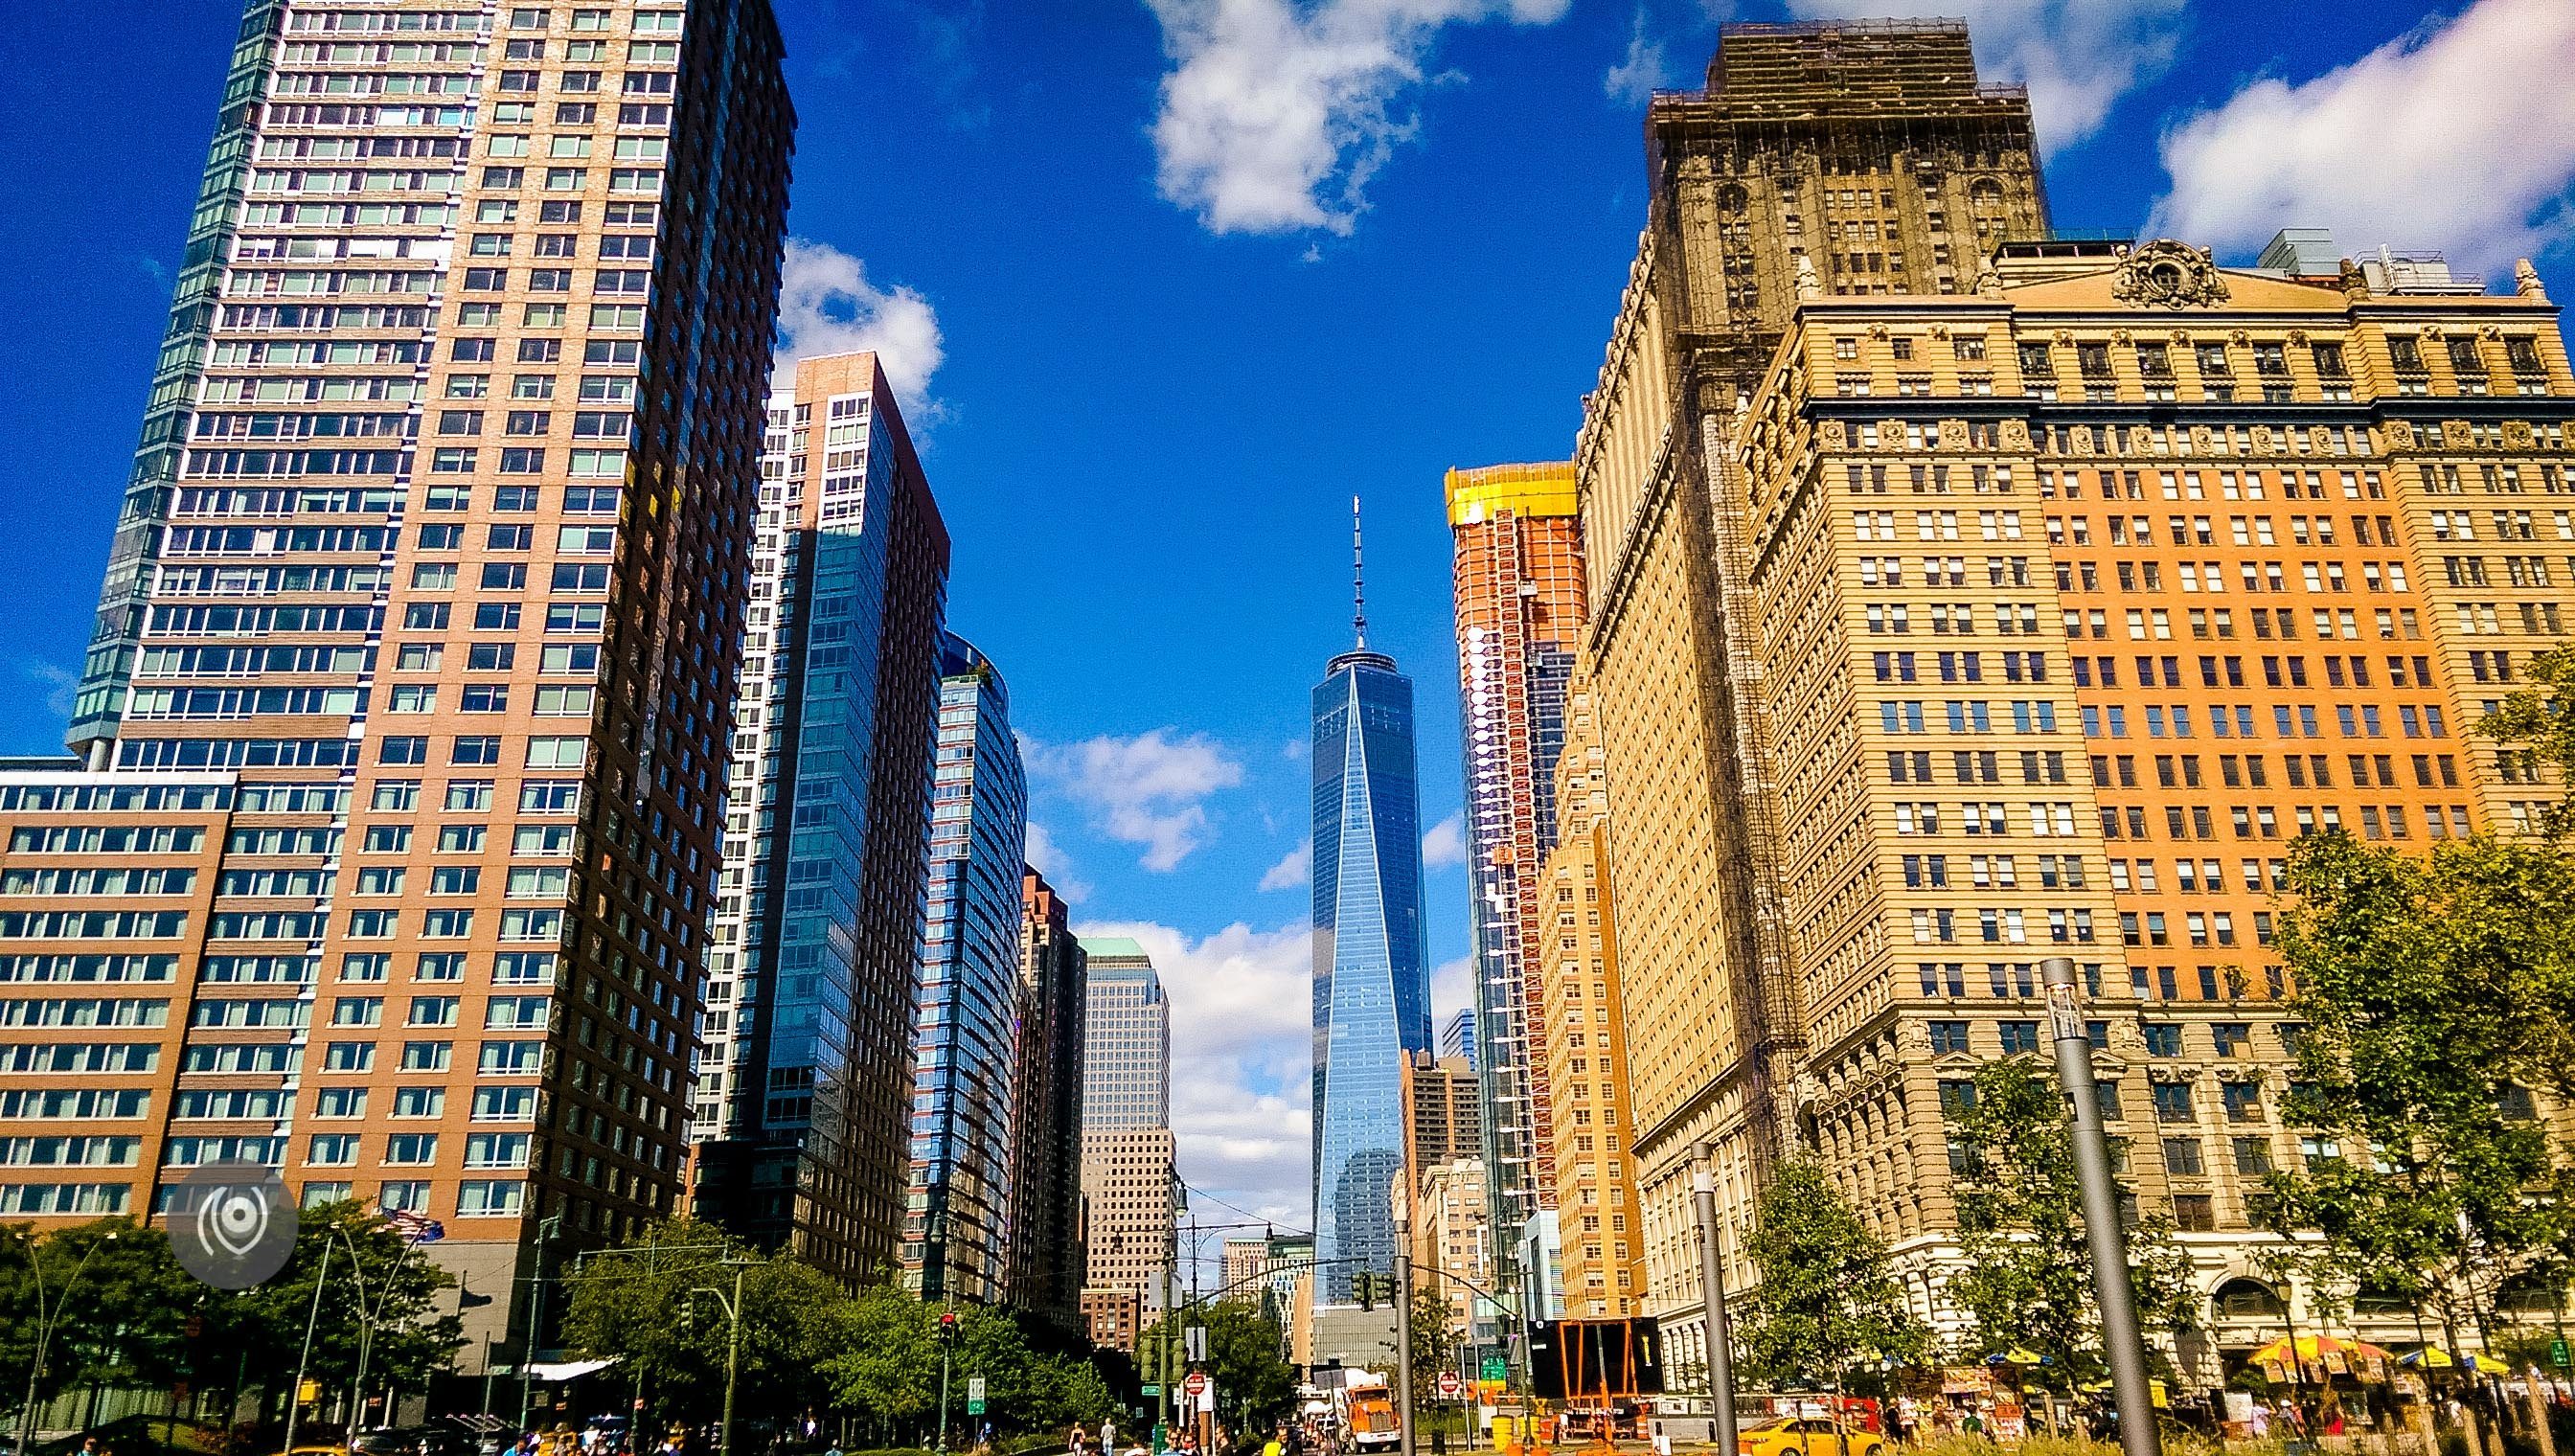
[527, 1358, 620, 1381]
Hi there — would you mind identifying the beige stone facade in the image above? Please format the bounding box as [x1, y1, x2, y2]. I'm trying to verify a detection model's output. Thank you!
[1675, 234, 2575, 1379]
[1576, 18, 2053, 1379]
[1081, 1125, 1176, 1313]
[1535, 667, 1644, 1317]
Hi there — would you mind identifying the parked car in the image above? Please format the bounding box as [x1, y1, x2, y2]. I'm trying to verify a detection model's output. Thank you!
[1737, 1417, 1883, 1456]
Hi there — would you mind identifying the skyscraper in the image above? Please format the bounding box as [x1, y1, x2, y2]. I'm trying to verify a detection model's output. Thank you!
[1439, 1007, 1477, 1069]
[1400, 1050, 1482, 1172]
[900, 634, 1028, 1302]
[1079, 936, 1169, 1129]
[5, 0, 792, 1371]
[1079, 936, 1176, 1314]
[1574, 18, 2049, 1365]
[1534, 663, 1642, 1318]
[1674, 234, 2573, 1387]
[692, 352, 951, 1283]
[1009, 868, 1088, 1330]
[1444, 462, 1586, 1298]
[1311, 504, 1429, 1300]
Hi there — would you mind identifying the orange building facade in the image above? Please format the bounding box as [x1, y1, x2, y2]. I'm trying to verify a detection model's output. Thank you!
[1444, 463, 1588, 1290]
[1712, 237, 2573, 1371]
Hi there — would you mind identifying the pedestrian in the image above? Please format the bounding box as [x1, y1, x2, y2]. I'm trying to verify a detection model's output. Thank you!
[1101, 1419, 1117, 1454]
[1069, 1424, 1090, 1456]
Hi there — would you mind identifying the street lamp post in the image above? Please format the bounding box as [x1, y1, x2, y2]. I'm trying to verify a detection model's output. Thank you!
[1394, 1255, 1418, 1456]
[11, 1228, 119, 1456]
[329, 1224, 408, 1436]
[684, 1262, 750, 1456]
[284, 1237, 334, 1456]
[2040, 956, 2160, 1456]
[1689, 1142, 1740, 1456]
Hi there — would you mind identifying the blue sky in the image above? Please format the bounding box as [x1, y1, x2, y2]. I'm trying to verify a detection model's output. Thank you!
[6, 0, 2574, 1253]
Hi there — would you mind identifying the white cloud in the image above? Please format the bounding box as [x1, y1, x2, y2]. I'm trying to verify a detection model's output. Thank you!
[1023, 729, 1245, 872]
[1021, 822, 1094, 903]
[1260, 837, 1313, 893]
[1144, 0, 1573, 237]
[1603, 6, 1674, 106]
[773, 239, 945, 407]
[2150, 0, 2575, 271]
[23, 662, 76, 722]
[1422, 812, 1467, 869]
[1430, 953, 1475, 1024]
[1783, 0, 2186, 150]
[1080, 919, 1315, 1236]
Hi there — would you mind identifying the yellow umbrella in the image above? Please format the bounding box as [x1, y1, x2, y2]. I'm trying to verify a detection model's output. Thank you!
[2247, 1334, 2393, 1365]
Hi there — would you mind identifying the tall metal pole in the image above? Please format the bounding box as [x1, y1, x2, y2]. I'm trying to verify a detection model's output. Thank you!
[2041, 956, 2160, 1456]
[937, 1343, 952, 1453]
[1394, 1256, 1418, 1456]
[722, 1263, 743, 1456]
[519, 1232, 548, 1430]
[16, 1237, 53, 1456]
[285, 1238, 331, 1456]
[1689, 1142, 1740, 1455]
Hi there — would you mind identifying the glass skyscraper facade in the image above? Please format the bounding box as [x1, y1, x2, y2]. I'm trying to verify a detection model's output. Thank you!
[1310, 644, 1428, 1301]
[900, 633, 1028, 1303]
[693, 353, 950, 1283]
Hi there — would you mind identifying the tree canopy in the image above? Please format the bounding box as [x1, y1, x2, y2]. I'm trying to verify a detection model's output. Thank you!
[1739, 1158, 1926, 1391]
[1946, 1056, 2196, 1389]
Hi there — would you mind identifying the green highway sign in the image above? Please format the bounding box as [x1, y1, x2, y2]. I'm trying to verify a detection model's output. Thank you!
[2553, 1338, 2570, 1369]
[1481, 1357, 1509, 1382]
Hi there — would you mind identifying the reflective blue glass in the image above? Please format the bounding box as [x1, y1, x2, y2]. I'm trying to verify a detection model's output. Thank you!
[901, 633, 1028, 1302]
[1311, 648, 1428, 1300]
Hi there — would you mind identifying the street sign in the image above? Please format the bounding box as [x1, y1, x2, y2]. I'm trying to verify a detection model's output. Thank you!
[1480, 1356, 1509, 1382]
[1436, 1373, 1462, 1399]
[1141, 1384, 1163, 1398]
[968, 1376, 988, 1416]
[1182, 1372, 1210, 1401]
[2554, 1338, 2571, 1369]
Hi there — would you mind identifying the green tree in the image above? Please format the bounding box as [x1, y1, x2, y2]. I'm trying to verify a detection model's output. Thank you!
[212, 1203, 465, 1418]
[817, 1282, 936, 1444]
[1948, 1057, 2197, 1392]
[2260, 830, 2575, 1442]
[1142, 1301, 1296, 1435]
[1, 1219, 209, 1426]
[2485, 643, 2575, 838]
[1739, 1158, 1926, 1399]
[1403, 1285, 1454, 1412]
[558, 1218, 836, 1429]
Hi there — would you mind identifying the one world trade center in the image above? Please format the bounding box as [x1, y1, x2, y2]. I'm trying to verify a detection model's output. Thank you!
[1310, 500, 1431, 1301]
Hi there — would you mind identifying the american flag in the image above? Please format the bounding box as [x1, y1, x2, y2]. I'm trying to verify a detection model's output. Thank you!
[382, 1206, 446, 1244]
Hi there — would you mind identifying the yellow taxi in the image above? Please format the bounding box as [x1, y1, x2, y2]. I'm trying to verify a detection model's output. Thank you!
[1736, 1416, 1884, 1456]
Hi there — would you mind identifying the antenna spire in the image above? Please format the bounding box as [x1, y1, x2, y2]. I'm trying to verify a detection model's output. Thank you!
[1351, 494, 1368, 648]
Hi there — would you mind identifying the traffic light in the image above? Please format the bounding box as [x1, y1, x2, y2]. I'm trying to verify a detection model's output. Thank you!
[1356, 1272, 1393, 1310]
[937, 1310, 960, 1347]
